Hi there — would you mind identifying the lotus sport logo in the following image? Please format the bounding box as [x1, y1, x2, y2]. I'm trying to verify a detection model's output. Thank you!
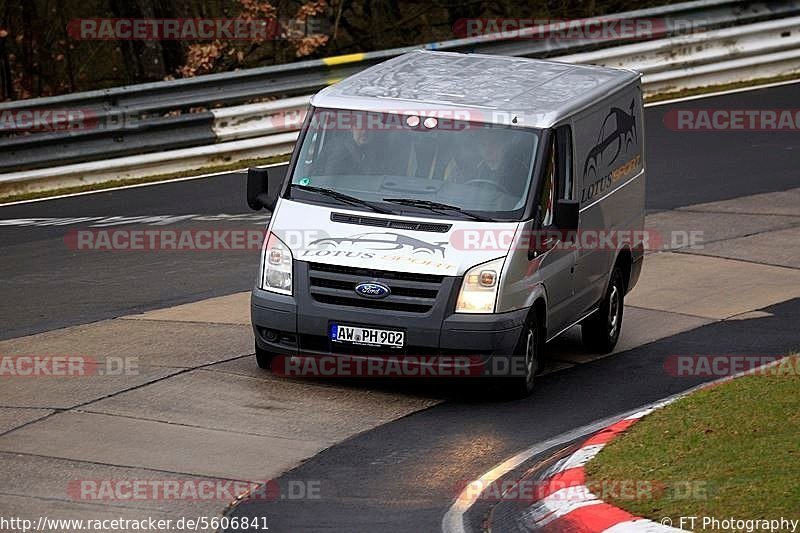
[308, 232, 447, 257]
[580, 99, 640, 203]
[354, 282, 391, 299]
[583, 100, 636, 178]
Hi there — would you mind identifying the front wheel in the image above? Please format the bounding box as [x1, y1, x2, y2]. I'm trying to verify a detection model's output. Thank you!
[582, 268, 624, 353]
[498, 312, 541, 399]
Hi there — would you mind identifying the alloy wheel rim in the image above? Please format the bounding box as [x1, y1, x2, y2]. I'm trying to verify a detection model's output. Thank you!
[524, 327, 537, 386]
[608, 283, 620, 339]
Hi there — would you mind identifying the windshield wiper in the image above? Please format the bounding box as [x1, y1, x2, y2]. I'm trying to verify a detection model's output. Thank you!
[292, 184, 392, 214]
[382, 198, 494, 222]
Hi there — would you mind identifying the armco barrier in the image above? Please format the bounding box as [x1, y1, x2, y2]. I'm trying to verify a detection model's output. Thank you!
[559, 15, 800, 93]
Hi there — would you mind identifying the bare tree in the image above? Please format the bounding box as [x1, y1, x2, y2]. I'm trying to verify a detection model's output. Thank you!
[109, 0, 167, 81]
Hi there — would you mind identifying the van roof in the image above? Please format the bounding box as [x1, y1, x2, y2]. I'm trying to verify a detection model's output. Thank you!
[311, 50, 639, 129]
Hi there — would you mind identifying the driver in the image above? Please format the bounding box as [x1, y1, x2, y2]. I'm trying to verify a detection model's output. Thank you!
[474, 135, 530, 198]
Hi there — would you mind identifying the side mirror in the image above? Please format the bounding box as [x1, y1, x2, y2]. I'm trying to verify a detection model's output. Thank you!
[528, 199, 580, 259]
[555, 199, 579, 232]
[246, 167, 271, 211]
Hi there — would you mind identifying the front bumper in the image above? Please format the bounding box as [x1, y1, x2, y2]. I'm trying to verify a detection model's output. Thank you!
[251, 263, 528, 363]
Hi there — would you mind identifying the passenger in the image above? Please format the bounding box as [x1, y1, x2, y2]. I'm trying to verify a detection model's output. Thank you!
[323, 124, 378, 175]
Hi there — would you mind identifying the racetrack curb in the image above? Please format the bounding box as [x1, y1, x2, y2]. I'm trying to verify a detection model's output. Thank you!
[519, 403, 682, 532]
[514, 356, 794, 532]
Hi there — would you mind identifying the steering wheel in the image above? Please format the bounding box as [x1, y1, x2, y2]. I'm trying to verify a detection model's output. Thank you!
[463, 178, 511, 196]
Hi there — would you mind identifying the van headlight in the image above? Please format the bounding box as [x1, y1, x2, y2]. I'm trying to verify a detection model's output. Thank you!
[260, 233, 293, 295]
[455, 257, 505, 313]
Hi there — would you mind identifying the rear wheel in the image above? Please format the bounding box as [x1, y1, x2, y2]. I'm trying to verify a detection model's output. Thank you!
[255, 343, 274, 370]
[582, 268, 624, 353]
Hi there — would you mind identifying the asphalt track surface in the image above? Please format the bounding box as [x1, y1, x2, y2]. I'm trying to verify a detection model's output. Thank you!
[225, 298, 799, 532]
[1, 82, 799, 531]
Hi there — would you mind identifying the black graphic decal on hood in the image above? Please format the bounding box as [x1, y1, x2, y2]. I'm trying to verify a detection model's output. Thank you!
[308, 232, 448, 257]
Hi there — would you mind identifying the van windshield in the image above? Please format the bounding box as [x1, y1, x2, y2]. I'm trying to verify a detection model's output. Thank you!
[289, 108, 540, 220]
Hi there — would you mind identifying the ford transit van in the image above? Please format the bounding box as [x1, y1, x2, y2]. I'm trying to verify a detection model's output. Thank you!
[246, 50, 645, 397]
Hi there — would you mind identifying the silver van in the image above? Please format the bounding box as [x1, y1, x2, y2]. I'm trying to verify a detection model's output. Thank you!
[246, 50, 645, 397]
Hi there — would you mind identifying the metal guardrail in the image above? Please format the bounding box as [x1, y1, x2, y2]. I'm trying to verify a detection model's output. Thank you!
[2, 0, 800, 175]
[211, 95, 312, 143]
[4, 112, 217, 172]
[561, 15, 800, 92]
[194, 16, 800, 149]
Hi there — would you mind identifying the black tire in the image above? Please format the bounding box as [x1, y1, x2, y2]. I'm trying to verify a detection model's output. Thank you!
[495, 311, 541, 399]
[255, 343, 274, 370]
[582, 267, 624, 353]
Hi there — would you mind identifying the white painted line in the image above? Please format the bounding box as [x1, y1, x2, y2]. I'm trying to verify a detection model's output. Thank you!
[0, 161, 289, 208]
[623, 400, 674, 420]
[523, 486, 601, 527]
[560, 443, 605, 470]
[0, 213, 270, 228]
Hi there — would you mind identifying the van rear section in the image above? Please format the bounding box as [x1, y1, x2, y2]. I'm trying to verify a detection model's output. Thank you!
[572, 79, 646, 322]
[245, 50, 645, 397]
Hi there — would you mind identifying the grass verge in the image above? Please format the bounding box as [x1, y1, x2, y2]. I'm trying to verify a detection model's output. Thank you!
[0, 153, 290, 205]
[645, 73, 800, 103]
[585, 355, 800, 520]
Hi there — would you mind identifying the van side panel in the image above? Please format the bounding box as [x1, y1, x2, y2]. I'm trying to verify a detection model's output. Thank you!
[497, 218, 562, 317]
[571, 81, 646, 315]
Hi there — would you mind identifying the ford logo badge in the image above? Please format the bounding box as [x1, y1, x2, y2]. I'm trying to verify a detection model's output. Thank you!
[354, 282, 391, 299]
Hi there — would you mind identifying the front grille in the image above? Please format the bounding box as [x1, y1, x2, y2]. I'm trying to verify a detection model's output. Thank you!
[309, 276, 438, 299]
[307, 262, 443, 313]
[312, 294, 432, 313]
[309, 262, 444, 283]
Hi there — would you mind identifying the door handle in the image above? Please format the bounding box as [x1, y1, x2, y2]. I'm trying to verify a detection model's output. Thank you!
[529, 235, 559, 260]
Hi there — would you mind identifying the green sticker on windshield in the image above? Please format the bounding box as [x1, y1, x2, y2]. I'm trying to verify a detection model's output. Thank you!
[299, 177, 311, 185]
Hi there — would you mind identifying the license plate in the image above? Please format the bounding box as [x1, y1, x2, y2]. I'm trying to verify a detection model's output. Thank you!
[330, 324, 405, 348]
